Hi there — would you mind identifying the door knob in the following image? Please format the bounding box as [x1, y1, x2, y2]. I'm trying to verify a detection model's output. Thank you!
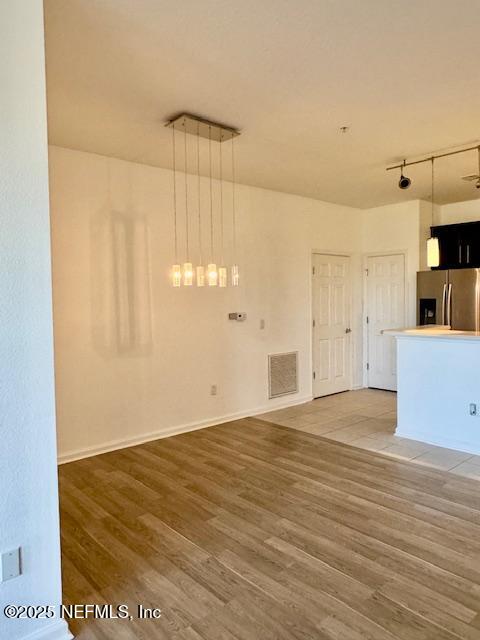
[345, 328, 352, 334]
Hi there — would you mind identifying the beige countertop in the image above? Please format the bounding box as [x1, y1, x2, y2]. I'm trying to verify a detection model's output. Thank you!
[383, 326, 480, 341]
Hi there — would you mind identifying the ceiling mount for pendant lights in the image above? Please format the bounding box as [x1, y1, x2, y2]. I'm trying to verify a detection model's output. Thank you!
[167, 113, 241, 288]
[167, 113, 240, 143]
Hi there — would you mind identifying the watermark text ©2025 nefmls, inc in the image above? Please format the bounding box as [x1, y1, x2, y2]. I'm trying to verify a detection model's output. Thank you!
[3, 604, 162, 621]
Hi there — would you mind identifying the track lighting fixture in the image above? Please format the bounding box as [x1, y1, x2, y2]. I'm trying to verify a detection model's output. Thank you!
[398, 161, 411, 190]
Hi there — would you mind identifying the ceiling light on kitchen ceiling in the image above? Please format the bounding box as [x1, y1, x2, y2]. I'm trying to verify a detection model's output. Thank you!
[387, 142, 480, 270]
[167, 114, 240, 288]
[398, 160, 411, 190]
[426, 157, 440, 268]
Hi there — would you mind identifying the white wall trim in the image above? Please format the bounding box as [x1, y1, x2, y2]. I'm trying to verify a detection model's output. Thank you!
[58, 393, 313, 464]
[21, 620, 73, 640]
[396, 428, 480, 457]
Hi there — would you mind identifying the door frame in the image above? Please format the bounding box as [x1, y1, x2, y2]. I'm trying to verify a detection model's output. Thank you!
[311, 250, 354, 398]
[362, 249, 409, 388]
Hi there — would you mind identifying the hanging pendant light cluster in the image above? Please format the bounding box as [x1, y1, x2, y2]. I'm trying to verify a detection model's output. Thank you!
[168, 114, 240, 287]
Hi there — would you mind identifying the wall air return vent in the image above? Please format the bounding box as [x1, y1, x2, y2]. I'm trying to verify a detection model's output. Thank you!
[268, 351, 298, 399]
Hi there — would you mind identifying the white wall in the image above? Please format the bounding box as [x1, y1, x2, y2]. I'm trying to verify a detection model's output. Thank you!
[49, 146, 363, 462]
[439, 198, 480, 225]
[53, 148, 480, 462]
[361, 200, 425, 327]
[0, 4, 70, 640]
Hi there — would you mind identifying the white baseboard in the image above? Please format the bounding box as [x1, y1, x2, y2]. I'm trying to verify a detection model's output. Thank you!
[58, 394, 313, 464]
[21, 620, 73, 640]
[396, 427, 480, 457]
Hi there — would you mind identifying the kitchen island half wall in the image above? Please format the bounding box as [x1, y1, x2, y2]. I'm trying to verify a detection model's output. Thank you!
[386, 328, 480, 455]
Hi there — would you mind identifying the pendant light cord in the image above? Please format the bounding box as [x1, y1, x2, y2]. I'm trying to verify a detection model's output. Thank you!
[197, 122, 202, 264]
[431, 156, 435, 226]
[184, 119, 189, 261]
[477, 146, 480, 193]
[172, 123, 178, 263]
[209, 126, 214, 262]
[232, 134, 236, 261]
[219, 132, 224, 264]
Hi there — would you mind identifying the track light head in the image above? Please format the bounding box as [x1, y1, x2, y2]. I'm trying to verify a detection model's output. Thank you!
[398, 161, 411, 189]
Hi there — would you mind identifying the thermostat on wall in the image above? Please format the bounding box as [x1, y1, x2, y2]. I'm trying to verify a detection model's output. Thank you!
[228, 312, 247, 321]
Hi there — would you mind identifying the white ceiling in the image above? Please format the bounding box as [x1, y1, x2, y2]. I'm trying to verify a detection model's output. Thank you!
[44, 0, 480, 209]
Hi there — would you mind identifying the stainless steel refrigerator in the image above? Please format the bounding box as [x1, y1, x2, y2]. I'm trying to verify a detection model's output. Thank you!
[417, 269, 480, 331]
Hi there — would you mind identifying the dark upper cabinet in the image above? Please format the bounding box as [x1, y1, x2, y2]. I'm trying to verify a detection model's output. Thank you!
[431, 221, 480, 269]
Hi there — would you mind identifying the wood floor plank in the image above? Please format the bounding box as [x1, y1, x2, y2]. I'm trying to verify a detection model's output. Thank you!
[60, 418, 480, 639]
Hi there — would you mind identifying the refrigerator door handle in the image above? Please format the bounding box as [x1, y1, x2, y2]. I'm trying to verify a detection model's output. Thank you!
[446, 283, 452, 327]
[441, 283, 447, 325]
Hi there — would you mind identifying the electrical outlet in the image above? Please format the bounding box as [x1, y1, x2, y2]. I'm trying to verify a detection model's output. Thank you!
[469, 403, 478, 416]
[1, 548, 21, 582]
[210, 385, 217, 396]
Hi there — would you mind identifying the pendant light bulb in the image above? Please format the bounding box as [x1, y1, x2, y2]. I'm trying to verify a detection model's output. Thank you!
[427, 237, 439, 268]
[183, 262, 193, 286]
[172, 264, 182, 287]
[218, 266, 227, 287]
[426, 157, 439, 268]
[231, 264, 239, 286]
[196, 265, 205, 287]
[207, 263, 218, 286]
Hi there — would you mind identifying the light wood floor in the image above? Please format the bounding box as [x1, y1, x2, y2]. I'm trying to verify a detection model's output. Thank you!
[60, 417, 480, 639]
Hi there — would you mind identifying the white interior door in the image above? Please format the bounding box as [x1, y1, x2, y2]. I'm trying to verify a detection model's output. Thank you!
[312, 254, 351, 398]
[366, 254, 405, 391]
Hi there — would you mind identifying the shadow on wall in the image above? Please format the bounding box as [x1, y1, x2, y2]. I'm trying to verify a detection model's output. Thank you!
[90, 205, 153, 357]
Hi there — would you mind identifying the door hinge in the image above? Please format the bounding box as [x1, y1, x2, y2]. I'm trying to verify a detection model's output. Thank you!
[366, 363, 370, 370]
[313, 371, 316, 380]
[312, 266, 315, 275]
[366, 316, 369, 324]
[312, 318, 316, 328]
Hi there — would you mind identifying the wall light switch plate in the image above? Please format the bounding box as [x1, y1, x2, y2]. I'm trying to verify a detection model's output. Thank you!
[1, 548, 21, 582]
